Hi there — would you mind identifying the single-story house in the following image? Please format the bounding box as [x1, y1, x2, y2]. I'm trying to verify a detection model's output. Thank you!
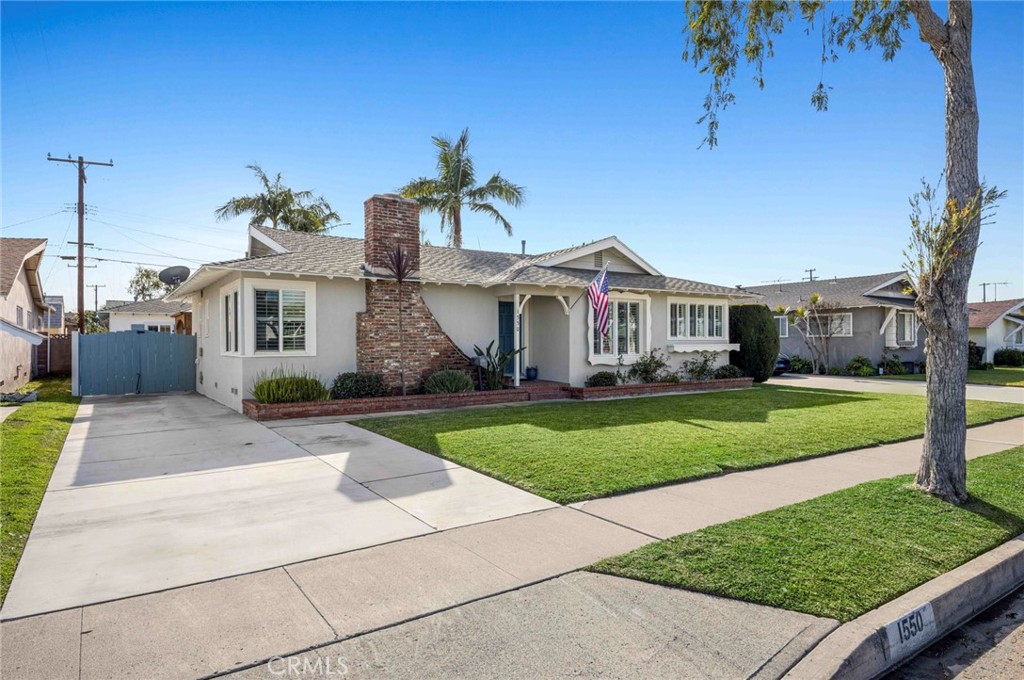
[736, 272, 925, 370]
[167, 193, 755, 412]
[106, 299, 192, 333]
[968, 298, 1024, 363]
[1, 237, 49, 390]
[43, 295, 66, 335]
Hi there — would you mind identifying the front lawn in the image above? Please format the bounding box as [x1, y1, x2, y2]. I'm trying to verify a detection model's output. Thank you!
[877, 367, 1024, 387]
[0, 376, 79, 605]
[589, 446, 1024, 622]
[354, 385, 1024, 504]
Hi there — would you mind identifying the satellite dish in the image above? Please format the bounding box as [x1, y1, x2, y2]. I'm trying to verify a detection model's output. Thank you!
[159, 266, 191, 288]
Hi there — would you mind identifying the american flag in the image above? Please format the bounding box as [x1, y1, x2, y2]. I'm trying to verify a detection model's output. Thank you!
[588, 265, 610, 337]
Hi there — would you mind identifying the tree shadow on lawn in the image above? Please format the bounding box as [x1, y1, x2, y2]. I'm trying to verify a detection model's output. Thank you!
[963, 497, 1024, 534]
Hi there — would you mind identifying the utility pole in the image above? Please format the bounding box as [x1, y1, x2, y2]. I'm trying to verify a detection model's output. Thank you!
[804, 268, 817, 282]
[47, 154, 113, 333]
[87, 284, 106, 313]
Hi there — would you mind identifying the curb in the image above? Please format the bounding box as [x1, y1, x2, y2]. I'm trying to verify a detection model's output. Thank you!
[783, 533, 1024, 680]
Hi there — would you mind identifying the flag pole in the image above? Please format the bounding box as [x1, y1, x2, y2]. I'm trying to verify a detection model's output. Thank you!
[568, 262, 609, 310]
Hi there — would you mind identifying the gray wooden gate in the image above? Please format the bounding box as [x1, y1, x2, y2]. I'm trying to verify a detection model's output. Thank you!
[78, 331, 196, 396]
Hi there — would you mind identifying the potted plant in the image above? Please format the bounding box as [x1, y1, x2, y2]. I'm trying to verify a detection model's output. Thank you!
[525, 365, 538, 381]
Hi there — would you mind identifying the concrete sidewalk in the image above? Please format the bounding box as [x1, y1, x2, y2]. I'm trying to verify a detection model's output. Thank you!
[773, 374, 1024, 404]
[5, 417, 1020, 679]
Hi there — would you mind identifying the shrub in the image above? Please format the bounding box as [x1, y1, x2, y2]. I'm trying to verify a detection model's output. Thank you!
[626, 349, 672, 384]
[968, 341, 984, 370]
[585, 371, 618, 388]
[845, 355, 876, 377]
[423, 369, 474, 394]
[728, 305, 780, 383]
[331, 372, 387, 399]
[680, 350, 719, 381]
[713, 364, 744, 379]
[827, 366, 843, 376]
[878, 353, 907, 376]
[993, 348, 1024, 367]
[980, 362, 995, 371]
[251, 367, 329, 404]
[789, 355, 814, 374]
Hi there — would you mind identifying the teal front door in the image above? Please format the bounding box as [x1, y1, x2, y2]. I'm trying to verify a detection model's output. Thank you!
[498, 301, 515, 375]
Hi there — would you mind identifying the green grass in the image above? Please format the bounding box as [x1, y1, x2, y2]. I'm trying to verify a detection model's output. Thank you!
[0, 376, 79, 606]
[876, 367, 1024, 387]
[589, 446, 1024, 622]
[354, 385, 1024, 504]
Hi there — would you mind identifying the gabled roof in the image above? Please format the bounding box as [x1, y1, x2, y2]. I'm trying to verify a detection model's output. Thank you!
[739, 272, 914, 310]
[0, 237, 47, 308]
[168, 226, 752, 299]
[106, 299, 192, 315]
[968, 298, 1024, 329]
[101, 299, 134, 311]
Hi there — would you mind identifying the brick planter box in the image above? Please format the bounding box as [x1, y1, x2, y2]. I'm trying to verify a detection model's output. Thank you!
[243, 377, 753, 421]
[565, 377, 753, 400]
[243, 389, 535, 421]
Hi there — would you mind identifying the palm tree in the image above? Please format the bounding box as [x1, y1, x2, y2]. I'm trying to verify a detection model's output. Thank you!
[399, 128, 525, 248]
[215, 164, 341, 233]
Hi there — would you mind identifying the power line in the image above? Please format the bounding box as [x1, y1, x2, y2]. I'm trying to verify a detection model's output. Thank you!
[88, 217, 240, 253]
[1, 210, 66, 231]
[89, 204, 247, 235]
[83, 245, 205, 263]
[43, 211, 77, 287]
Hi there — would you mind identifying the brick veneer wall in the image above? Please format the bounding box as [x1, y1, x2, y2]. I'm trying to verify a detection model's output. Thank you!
[356, 194, 472, 394]
[566, 377, 753, 399]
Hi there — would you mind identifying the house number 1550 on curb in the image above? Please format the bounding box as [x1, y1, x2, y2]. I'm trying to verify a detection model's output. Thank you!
[883, 602, 937, 661]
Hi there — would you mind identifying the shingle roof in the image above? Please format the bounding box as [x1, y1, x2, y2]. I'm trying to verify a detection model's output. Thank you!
[186, 226, 747, 297]
[1, 237, 46, 297]
[968, 298, 1024, 328]
[106, 299, 192, 315]
[739, 272, 912, 310]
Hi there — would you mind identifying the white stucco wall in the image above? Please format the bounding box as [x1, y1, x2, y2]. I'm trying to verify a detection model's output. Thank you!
[192, 273, 365, 411]
[108, 312, 177, 333]
[420, 284, 499, 357]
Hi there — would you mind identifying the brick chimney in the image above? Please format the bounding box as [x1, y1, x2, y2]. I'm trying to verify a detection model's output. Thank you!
[364, 194, 420, 274]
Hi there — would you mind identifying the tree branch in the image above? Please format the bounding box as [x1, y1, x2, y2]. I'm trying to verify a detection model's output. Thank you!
[908, 1, 949, 56]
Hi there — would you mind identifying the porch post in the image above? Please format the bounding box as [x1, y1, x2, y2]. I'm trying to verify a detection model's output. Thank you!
[513, 291, 521, 388]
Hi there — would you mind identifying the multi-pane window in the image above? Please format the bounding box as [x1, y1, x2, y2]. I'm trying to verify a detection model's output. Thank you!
[808, 313, 853, 337]
[775, 316, 789, 338]
[16, 306, 24, 327]
[594, 300, 641, 356]
[255, 288, 306, 352]
[669, 303, 725, 339]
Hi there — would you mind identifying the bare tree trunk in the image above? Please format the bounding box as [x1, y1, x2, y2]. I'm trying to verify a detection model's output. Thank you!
[913, 1, 979, 504]
[452, 207, 463, 249]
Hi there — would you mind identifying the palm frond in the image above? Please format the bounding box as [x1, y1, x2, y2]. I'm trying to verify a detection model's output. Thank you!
[467, 173, 525, 208]
[469, 201, 514, 236]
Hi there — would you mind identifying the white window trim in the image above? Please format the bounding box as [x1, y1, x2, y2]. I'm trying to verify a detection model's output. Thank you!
[588, 292, 651, 366]
[203, 299, 210, 338]
[220, 281, 241, 356]
[665, 297, 729, 342]
[807, 312, 854, 338]
[242, 278, 317, 357]
[775, 315, 789, 338]
[896, 310, 917, 346]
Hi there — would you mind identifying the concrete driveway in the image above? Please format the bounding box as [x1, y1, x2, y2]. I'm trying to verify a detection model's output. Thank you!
[1, 394, 554, 620]
[773, 373, 1024, 404]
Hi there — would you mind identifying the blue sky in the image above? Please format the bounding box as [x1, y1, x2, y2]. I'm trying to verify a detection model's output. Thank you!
[3, 1, 1022, 307]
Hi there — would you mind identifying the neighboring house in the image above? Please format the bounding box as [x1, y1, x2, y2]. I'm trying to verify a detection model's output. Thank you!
[737, 272, 925, 370]
[106, 299, 193, 333]
[43, 295, 66, 335]
[968, 298, 1024, 363]
[0, 237, 49, 390]
[168, 193, 753, 412]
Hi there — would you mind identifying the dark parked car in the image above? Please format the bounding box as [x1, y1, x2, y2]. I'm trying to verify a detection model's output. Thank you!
[773, 356, 792, 376]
